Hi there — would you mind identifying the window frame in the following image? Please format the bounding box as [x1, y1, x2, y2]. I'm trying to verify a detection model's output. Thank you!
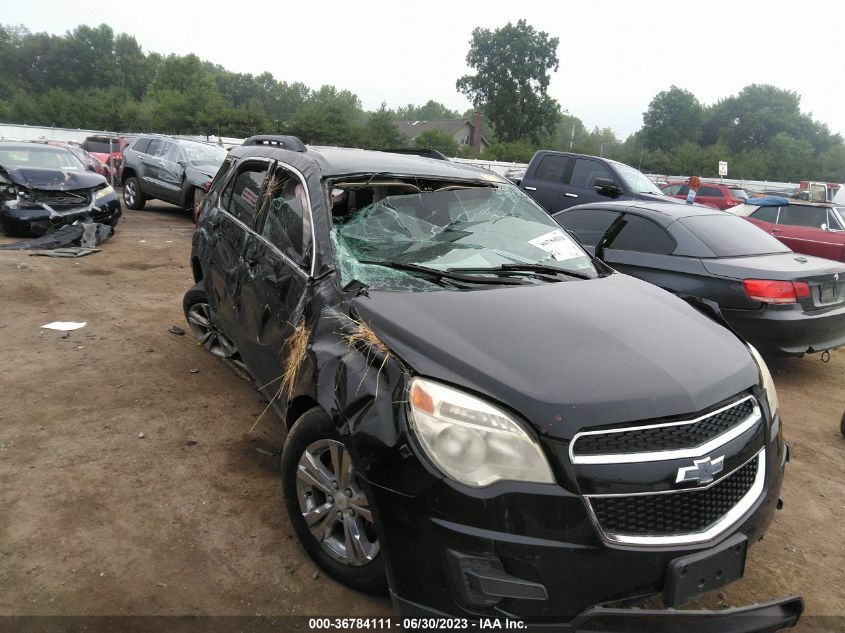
[568, 158, 616, 191]
[221, 159, 273, 229]
[533, 154, 570, 183]
[255, 163, 313, 271]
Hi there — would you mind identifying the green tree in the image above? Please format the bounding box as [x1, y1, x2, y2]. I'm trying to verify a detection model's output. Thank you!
[483, 140, 538, 163]
[396, 100, 460, 121]
[456, 20, 560, 143]
[364, 103, 405, 148]
[641, 86, 703, 152]
[414, 129, 459, 157]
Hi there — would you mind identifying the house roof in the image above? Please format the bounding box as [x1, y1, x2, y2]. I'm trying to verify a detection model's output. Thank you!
[397, 119, 489, 146]
[397, 119, 469, 138]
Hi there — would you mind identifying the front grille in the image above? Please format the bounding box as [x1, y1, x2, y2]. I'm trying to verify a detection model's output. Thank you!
[35, 190, 91, 208]
[572, 397, 755, 456]
[589, 455, 759, 537]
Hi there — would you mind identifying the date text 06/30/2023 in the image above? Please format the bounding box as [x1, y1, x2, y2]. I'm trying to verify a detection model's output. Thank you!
[307, 618, 527, 630]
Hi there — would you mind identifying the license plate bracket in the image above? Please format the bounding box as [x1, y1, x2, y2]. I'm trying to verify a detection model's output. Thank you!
[820, 283, 839, 304]
[663, 533, 747, 608]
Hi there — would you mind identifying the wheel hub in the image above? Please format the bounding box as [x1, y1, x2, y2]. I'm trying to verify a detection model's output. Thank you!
[295, 439, 380, 566]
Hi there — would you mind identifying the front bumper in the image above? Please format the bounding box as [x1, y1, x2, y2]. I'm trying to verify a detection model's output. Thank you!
[365, 408, 793, 629]
[393, 593, 803, 632]
[0, 195, 121, 237]
[724, 302, 845, 356]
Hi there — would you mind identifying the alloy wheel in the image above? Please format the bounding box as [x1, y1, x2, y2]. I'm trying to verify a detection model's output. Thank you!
[296, 439, 379, 566]
[186, 302, 238, 358]
[124, 181, 136, 207]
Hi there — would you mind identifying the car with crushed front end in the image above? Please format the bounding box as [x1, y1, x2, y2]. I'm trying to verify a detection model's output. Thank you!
[121, 135, 227, 212]
[184, 135, 802, 631]
[0, 141, 120, 237]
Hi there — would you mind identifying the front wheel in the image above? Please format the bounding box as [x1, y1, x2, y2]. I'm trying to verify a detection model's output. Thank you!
[282, 409, 387, 593]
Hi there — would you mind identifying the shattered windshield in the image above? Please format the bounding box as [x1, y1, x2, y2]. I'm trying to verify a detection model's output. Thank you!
[330, 181, 599, 291]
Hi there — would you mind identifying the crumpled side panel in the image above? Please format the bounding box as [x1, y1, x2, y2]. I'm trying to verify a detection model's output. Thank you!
[285, 281, 436, 495]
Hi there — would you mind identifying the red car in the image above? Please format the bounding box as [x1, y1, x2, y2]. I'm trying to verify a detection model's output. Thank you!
[730, 198, 845, 262]
[660, 180, 750, 210]
[45, 141, 115, 181]
[80, 135, 134, 182]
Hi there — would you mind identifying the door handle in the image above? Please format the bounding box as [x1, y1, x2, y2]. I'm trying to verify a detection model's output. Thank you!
[565, 193, 579, 198]
[524, 186, 537, 191]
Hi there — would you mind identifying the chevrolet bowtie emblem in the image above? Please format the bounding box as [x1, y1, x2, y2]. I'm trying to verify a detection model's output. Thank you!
[676, 455, 725, 485]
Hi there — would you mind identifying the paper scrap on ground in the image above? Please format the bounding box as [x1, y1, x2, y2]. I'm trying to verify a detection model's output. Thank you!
[41, 321, 87, 331]
[528, 229, 585, 262]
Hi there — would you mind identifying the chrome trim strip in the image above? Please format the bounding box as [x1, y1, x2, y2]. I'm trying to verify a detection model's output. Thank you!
[569, 395, 760, 465]
[213, 156, 317, 280]
[585, 449, 765, 546]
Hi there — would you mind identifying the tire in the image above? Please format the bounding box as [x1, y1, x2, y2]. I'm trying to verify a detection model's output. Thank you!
[182, 284, 238, 358]
[282, 409, 388, 593]
[840, 411, 845, 438]
[122, 176, 146, 210]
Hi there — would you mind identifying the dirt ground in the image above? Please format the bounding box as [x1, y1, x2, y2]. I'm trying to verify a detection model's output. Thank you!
[0, 201, 842, 630]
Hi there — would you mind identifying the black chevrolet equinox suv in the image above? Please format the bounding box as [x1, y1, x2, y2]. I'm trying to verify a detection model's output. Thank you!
[184, 135, 802, 630]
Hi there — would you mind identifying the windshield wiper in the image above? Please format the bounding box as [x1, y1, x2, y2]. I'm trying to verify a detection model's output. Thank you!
[358, 260, 524, 286]
[450, 263, 594, 281]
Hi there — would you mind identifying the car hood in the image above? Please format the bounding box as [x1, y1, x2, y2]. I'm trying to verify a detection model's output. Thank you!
[0, 166, 106, 191]
[352, 274, 758, 439]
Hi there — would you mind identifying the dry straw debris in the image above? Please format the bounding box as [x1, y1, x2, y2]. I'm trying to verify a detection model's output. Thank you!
[250, 318, 310, 433]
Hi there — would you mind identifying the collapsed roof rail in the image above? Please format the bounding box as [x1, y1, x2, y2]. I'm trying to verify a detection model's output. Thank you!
[242, 135, 307, 152]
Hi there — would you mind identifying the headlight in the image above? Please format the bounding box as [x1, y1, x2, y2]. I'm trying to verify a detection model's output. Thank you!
[94, 185, 115, 201]
[407, 377, 555, 487]
[747, 344, 779, 416]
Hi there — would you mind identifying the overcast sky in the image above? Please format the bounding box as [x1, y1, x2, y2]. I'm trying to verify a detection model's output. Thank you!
[3, 0, 844, 139]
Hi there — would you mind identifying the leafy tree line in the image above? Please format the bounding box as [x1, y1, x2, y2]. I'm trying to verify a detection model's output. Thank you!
[2, 22, 843, 181]
[0, 23, 428, 149]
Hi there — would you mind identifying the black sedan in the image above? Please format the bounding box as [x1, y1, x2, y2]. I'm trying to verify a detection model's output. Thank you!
[0, 142, 121, 237]
[554, 200, 845, 356]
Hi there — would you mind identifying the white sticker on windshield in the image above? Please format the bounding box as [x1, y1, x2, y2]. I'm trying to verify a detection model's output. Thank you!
[528, 229, 583, 261]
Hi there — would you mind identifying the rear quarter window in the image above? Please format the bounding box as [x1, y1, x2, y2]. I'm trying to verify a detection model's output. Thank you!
[679, 215, 790, 257]
[131, 138, 152, 154]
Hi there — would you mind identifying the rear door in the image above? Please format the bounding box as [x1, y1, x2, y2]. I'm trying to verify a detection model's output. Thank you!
[236, 163, 313, 393]
[520, 153, 570, 212]
[138, 138, 164, 198]
[155, 141, 186, 205]
[775, 204, 843, 261]
[563, 158, 619, 208]
[205, 159, 272, 339]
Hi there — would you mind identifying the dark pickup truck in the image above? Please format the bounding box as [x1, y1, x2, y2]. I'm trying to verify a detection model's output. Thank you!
[519, 150, 668, 213]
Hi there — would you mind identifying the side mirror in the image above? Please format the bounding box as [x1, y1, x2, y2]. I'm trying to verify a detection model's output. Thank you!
[821, 223, 829, 232]
[594, 178, 622, 198]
